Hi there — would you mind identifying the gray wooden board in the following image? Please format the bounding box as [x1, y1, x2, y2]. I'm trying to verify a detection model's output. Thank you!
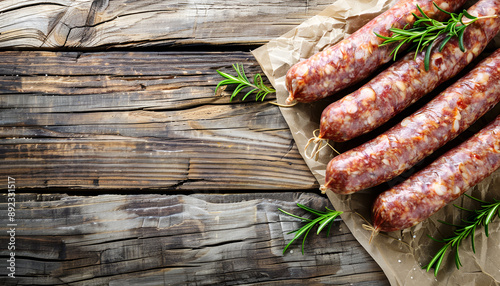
[0, 192, 389, 285]
[0, 0, 334, 49]
[0, 51, 318, 191]
[0, 0, 396, 284]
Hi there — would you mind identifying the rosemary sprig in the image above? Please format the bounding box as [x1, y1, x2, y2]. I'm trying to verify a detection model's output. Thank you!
[278, 203, 342, 254]
[375, 2, 497, 71]
[215, 63, 275, 101]
[425, 194, 500, 277]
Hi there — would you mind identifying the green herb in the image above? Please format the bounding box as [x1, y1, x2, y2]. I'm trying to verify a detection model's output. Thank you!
[425, 194, 500, 277]
[278, 203, 342, 254]
[215, 63, 275, 101]
[375, 2, 497, 71]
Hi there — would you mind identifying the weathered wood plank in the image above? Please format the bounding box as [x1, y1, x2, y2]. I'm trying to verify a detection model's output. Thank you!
[0, 192, 389, 285]
[0, 51, 318, 191]
[0, 0, 334, 49]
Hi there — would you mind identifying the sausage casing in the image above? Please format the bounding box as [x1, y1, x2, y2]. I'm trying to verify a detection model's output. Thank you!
[285, 0, 468, 104]
[372, 115, 500, 232]
[324, 49, 500, 195]
[319, 0, 500, 142]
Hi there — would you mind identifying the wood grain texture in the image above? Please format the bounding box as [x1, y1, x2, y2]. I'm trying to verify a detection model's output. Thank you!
[0, 0, 334, 49]
[0, 51, 318, 191]
[0, 3, 394, 284]
[0, 192, 389, 285]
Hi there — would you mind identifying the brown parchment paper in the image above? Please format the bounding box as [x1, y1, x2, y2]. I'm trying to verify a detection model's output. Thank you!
[252, 1, 500, 285]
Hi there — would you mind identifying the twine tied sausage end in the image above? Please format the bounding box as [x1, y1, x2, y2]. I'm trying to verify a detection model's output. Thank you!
[304, 129, 340, 161]
[362, 223, 380, 244]
[319, 185, 329, 194]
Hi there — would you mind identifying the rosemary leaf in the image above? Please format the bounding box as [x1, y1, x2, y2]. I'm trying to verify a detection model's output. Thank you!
[438, 34, 452, 51]
[376, 2, 497, 71]
[279, 203, 342, 254]
[317, 215, 337, 235]
[424, 41, 433, 71]
[425, 195, 500, 276]
[215, 63, 275, 102]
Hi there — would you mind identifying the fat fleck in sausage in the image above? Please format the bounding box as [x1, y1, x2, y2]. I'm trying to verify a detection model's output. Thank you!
[372, 115, 500, 232]
[285, 0, 468, 105]
[319, 0, 500, 142]
[324, 49, 500, 195]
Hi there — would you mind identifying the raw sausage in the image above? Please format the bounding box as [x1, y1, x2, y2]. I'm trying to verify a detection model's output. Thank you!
[372, 115, 500, 232]
[285, 0, 468, 105]
[319, 0, 500, 142]
[324, 49, 500, 195]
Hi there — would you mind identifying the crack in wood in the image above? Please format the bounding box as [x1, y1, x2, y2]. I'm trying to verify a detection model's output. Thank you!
[0, 0, 335, 49]
[0, 193, 389, 285]
[0, 2, 68, 14]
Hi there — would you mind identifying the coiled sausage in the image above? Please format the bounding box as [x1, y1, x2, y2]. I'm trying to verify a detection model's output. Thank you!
[285, 0, 468, 105]
[324, 49, 500, 195]
[372, 114, 500, 232]
[319, 0, 500, 142]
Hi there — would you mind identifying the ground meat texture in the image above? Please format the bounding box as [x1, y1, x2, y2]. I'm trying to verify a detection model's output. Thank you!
[319, 0, 500, 142]
[324, 48, 500, 195]
[372, 115, 500, 232]
[284, 0, 468, 105]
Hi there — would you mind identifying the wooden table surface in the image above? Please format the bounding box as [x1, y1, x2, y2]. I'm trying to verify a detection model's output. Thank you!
[0, 1, 390, 285]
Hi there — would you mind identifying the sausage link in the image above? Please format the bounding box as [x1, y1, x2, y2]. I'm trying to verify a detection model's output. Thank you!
[324, 49, 500, 195]
[284, 0, 468, 105]
[372, 115, 500, 232]
[320, 0, 500, 142]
